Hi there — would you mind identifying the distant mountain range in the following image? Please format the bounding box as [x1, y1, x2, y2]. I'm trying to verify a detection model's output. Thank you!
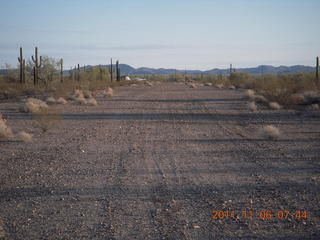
[1, 64, 316, 76]
[75, 64, 316, 75]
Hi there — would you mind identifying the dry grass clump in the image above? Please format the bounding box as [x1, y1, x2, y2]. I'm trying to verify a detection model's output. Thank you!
[22, 98, 49, 113]
[74, 89, 83, 98]
[259, 125, 281, 140]
[146, 81, 153, 86]
[289, 93, 305, 105]
[190, 84, 198, 88]
[83, 90, 92, 99]
[69, 89, 87, 105]
[0, 115, 14, 140]
[46, 97, 56, 105]
[103, 87, 113, 97]
[269, 102, 281, 110]
[254, 95, 268, 104]
[248, 102, 257, 112]
[245, 89, 255, 100]
[17, 131, 33, 142]
[56, 97, 67, 105]
[308, 104, 319, 111]
[215, 84, 224, 89]
[228, 85, 236, 90]
[32, 108, 61, 132]
[86, 98, 98, 106]
[75, 95, 87, 105]
[66, 89, 84, 101]
[71, 91, 98, 106]
[204, 83, 212, 86]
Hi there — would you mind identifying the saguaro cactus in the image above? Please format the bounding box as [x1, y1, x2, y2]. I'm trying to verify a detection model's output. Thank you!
[116, 60, 120, 81]
[18, 47, 25, 84]
[230, 64, 232, 75]
[77, 64, 80, 81]
[110, 58, 113, 82]
[60, 58, 63, 83]
[316, 56, 319, 83]
[99, 64, 103, 81]
[31, 47, 42, 85]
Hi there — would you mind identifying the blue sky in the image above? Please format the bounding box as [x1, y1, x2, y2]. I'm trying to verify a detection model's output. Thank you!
[0, 0, 319, 70]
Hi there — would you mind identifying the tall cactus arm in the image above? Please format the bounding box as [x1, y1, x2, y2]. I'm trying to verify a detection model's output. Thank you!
[39, 56, 43, 67]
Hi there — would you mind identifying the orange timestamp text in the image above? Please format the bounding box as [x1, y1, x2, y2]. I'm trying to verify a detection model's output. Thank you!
[211, 209, 308, 220]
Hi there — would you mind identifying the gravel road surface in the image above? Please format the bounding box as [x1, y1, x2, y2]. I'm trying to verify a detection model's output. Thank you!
[1, 82, 319, 239]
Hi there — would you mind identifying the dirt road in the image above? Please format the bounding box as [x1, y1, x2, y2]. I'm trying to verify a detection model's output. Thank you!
[0, 82, 319, 239]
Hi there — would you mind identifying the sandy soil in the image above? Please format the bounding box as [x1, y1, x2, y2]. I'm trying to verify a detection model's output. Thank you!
[0, 82, 319, 239]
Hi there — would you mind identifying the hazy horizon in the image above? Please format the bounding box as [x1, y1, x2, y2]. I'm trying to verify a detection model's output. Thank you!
[0, 0, 319, 70]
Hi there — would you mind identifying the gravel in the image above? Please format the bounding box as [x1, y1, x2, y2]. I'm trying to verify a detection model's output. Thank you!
[0, 82, 319, 239]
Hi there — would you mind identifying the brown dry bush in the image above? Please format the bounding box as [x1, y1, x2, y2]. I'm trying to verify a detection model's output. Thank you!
[259, 125, 281, 140]
[103, 87, 113, 97]
[56, 97, 67, 105]
[32, 108, 62, 132]
[254, 95, 268, 104]
[230, 72, 319, 106]
[17, 131, 33, 142]
[215, 84, 224, 89]
[269, 102, 281, 110]
[0, 115, 14, 140]
[248, 102, 257, 112]
[22, 98, 49, 113]
[86, 98, 98, 106]
[46, 97, 56, 104]
[289, 93, 305, 105]
[245, 89, 255, 99]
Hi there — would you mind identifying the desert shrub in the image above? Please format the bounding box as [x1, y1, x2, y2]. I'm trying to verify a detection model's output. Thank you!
[254, 95, 268, 104]
[230, 72, 254, 88]
[103, 87, 113, 97]
[269, 102, 281, 110]
[86, 98, 98, 106]
[245, 89, 255, 99]
[215, 83, 224, 89]
[56, 97, 67, 105]
[289, 93, 305, 105]
[17, 131, 33, 142]
[46, 97, 56, 104]
[307, 104, 319, 111]
[248, 102, 257, 112]
[260, 125, 281, 140]
[0, 115, 14, 140]
[22, 98, 49, 113]
[32, 108, 61, 132]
